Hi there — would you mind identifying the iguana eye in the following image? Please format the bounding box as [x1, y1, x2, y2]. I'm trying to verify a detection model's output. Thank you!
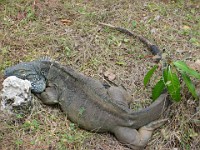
[19, 70, 25, 74]
[18, 70, 26, 77]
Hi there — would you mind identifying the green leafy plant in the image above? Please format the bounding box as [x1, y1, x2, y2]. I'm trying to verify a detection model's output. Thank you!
[144, 60, 200, 102]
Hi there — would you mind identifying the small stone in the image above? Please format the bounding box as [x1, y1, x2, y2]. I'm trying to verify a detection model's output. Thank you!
[154, 15, 160, 21]
[104, 70, 116, 81]
[142, 13, 146, 17]
[195, 59, 200, 65]
[143, 16, 149, 21]
[150, 28, 157, 34]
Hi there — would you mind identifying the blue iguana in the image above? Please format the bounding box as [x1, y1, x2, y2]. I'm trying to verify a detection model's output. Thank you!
[4, 59, 169, 150]
[4, 23, 169, 149]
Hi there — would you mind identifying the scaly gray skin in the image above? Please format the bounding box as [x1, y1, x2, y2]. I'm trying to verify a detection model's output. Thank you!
[4, 59, 169, 149]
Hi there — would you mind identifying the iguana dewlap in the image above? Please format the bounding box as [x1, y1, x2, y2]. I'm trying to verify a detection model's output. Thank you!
[4, 59, 169, 150]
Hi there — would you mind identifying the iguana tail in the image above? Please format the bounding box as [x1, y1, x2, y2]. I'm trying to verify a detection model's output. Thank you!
[100, 23, 168, 128]
[99, 23, 162, 61]
[130, 93, 169, 128]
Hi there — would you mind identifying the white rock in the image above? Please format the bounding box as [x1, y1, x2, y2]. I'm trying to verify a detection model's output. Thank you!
[150, 28, 157, 34]
[154, 15, 161, 21]
[0, 76, 32, 114]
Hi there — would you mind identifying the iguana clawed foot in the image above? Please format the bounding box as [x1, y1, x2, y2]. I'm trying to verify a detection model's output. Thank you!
[113, 119, 168, 150]
[144, 118, 168, 130]
[114, 119, 168, 150]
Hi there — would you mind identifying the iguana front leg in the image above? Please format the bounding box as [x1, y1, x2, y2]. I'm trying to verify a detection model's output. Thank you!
[113, 119, 168, 150]
[36, 86, 59, 105]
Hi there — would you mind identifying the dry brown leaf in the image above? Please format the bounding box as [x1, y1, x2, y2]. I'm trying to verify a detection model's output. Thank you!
[182, 25, 191, 30]
[60, 19, 72, 25]
[104, 70, 116, 81]
[16, 11, 27, 20]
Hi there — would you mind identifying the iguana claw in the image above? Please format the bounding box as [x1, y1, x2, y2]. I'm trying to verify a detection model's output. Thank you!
[144, 119, 169, 130]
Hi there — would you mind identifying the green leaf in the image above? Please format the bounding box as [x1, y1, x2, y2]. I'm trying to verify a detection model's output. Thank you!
[181, 72, 198, 99]
[174, 61, 200, 79]
[163, 67, 168, 83]
[144, 65, 158, 86]
[152, 78, 165, 101]
[166, 67, 181, 102]
[132, 20, 137, 28]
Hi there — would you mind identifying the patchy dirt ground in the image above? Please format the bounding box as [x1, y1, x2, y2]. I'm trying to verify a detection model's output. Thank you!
[0, 0, 200, 149]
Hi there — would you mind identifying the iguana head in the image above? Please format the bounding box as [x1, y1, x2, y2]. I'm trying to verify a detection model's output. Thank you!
[4, 60, 52, 93]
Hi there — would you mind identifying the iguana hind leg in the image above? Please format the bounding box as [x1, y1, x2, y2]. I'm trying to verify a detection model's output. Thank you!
[107, 86, 132, 108]
[37, 87, 59, 105]
[113, 119, 168, 150]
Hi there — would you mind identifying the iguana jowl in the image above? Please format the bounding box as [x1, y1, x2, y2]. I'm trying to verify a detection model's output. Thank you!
[4, 59, 169, 150]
